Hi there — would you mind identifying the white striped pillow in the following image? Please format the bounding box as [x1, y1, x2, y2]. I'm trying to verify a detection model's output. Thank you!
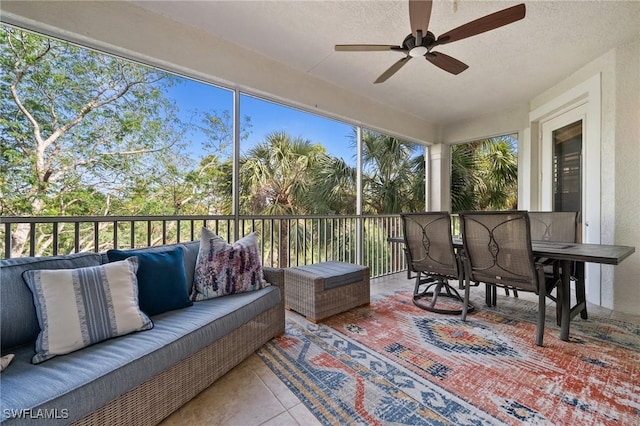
[23, 258, 153, 364]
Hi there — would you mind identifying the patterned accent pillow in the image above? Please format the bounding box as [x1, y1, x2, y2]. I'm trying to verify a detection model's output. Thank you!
[22, 258, 153, 364]
[191, 229, 269, 301]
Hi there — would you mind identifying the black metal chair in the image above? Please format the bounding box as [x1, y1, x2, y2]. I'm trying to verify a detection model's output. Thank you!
[401, 212, 474, 315]
[529, 211, 584, 323]
[459, 211, 549, 346]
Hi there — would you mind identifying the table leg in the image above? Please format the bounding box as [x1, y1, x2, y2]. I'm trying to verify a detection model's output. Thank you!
[559, 259, 571, 341]
[576, 261, 588, 319]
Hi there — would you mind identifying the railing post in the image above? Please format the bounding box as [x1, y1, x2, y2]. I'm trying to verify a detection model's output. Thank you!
[3, 221, 11, 259]
[356, 126, 363, 265]
[29, 223, 35, 257]
[232, 89, 241, 242]
[52, 222, 58, 256]
[74, 222, 80, 253]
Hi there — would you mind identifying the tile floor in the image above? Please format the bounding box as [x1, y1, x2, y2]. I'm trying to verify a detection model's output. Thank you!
[160, 273, 640, 426]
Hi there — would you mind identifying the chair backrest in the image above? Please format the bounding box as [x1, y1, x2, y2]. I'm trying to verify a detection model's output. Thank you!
[528, 211, 579, 243]
[459, 211, 539, 292]
[400, 212, 459, 278]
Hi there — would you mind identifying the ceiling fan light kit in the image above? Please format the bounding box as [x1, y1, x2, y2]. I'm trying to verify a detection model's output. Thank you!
[335, 1, 526, 83]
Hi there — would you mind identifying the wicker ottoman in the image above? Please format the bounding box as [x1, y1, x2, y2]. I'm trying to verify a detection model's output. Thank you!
[284, 261, 370, 322]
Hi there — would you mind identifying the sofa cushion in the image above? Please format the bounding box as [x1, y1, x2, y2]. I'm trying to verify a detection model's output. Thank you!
[0, 252, 103, 351]
[22, 258, 154, 364]
[192, 230, 268, 301]
[0, 285, 281, 425]
[107, 247, 192, 316]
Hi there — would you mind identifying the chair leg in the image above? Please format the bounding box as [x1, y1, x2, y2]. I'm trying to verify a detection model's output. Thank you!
[462, 276, 472, 321]
[429, 282, 443, 308]
[413, 271, 422, 296]
[404, 249, 415, 280]
[536, 289, 546, 346]
[504, 287, 519, 298]
[485, 284, 492, 307]
[485, 284, 497, 307]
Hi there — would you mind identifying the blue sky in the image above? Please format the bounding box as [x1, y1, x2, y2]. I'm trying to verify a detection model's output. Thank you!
[165, 79, 356, 165]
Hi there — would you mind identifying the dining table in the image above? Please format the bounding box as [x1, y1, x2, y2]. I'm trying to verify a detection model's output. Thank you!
[388, 236, 635, 342]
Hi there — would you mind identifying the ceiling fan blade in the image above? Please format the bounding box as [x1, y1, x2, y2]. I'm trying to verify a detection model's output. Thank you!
[409, 0, 433, 39]
[437, 3, 526, 45]
[426, 52, 469, 75]
[335, 44, 403, 52]
[374, 56, 411, 84]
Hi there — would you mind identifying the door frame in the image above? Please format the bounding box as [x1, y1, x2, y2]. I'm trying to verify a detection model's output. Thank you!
[529, 74, 602, 304]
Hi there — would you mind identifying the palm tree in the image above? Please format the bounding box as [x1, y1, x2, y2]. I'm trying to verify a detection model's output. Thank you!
[451, 142, 481, 212]
[360, 129, 424, 214]
[477, 139, 518, 209]
[450, 136, 518, 212]
[310, 156, 357, 214]
[240, 131, 327, 266]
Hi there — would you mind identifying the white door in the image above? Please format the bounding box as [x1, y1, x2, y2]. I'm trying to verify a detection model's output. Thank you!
[540, 103, 601, 303]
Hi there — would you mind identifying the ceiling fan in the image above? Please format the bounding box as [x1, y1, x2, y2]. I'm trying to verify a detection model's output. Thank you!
[335, 1, 526, 83]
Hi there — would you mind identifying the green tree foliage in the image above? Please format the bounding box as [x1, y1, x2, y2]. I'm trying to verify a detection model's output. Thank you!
[1, 27, 257, 256]
[450, 137, 518, 212]
[240, 131, 327, 216]
[1, 27, 189, 254]
[311, 156, 357, 214]
[361, 129, 425, 214]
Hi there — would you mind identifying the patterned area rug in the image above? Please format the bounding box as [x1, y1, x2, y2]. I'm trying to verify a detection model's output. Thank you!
[258, 292, 640, 425]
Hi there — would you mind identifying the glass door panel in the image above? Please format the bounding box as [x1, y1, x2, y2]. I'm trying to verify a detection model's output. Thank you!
[552, 120, 583, 241]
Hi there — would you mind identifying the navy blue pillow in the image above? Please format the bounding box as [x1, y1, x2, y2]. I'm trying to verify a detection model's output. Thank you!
[107, 247, 192, 316]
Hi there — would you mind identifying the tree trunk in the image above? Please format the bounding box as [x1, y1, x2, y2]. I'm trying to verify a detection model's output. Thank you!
[10, 223, 31, 258]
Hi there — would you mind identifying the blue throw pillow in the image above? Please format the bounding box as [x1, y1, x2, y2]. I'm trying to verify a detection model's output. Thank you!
[107, 247, 192, 316]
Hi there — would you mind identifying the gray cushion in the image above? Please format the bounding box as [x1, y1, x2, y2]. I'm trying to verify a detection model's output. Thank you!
[291, 261, 366, 290]
[0, 252, 103, 351]
[182, 241, 199, 288]
[0, 285, 281, 425]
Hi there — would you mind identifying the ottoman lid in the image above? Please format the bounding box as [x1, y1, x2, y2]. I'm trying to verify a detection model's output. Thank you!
[292, 261, 365, 290]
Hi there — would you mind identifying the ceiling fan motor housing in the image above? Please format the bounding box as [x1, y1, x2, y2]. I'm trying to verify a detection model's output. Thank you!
[403, 31, 436, 57]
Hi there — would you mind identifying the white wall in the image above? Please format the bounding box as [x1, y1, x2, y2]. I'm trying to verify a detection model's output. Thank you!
[439, 104, 530, 145]
[612, 37, 640, 314]
[0, 0, 437, 145]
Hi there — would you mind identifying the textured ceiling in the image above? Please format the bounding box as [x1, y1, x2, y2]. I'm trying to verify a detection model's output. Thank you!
[133, 1, 640, 125]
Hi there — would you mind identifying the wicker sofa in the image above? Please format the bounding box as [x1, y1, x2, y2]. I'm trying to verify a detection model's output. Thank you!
[0, 241, 285, 426]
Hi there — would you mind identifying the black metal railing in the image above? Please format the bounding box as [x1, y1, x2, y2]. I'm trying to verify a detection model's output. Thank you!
[1, 214, 408, 279]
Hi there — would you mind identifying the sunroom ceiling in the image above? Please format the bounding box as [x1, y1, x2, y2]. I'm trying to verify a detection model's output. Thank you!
[135, 1, 639, 125]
